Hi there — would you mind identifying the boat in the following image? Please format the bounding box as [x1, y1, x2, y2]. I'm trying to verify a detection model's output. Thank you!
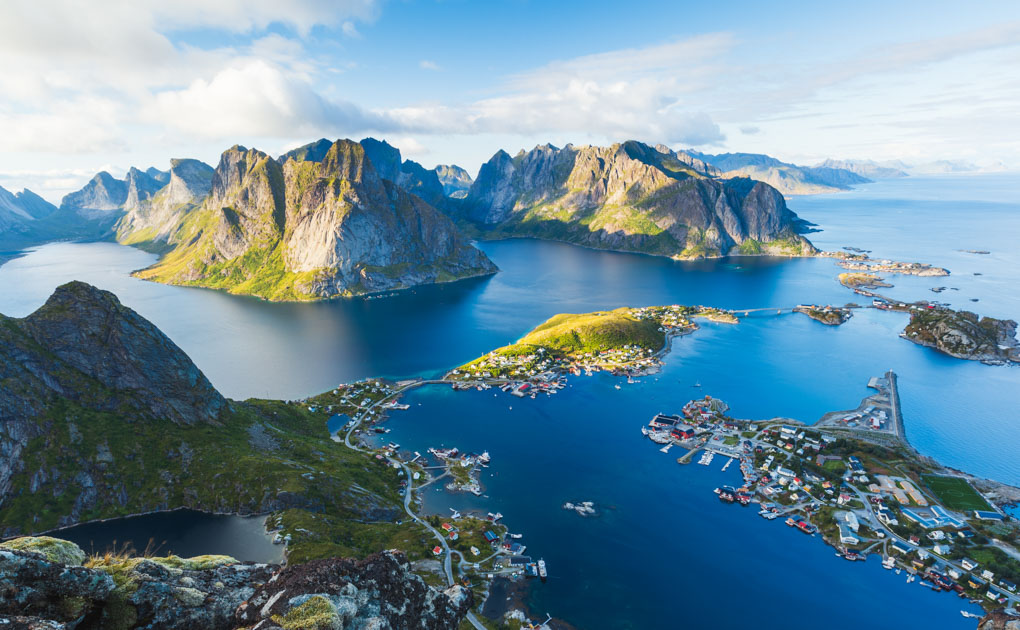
[882, 556, 895, 569]
[692, 381, 701, 388]
[537, 558, 547, 580]
[718, 486, 736, 503]
[487, 512, 503, 522]
[509, 533, 523, 539]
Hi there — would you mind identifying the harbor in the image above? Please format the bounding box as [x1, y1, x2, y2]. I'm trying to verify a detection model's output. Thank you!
[638, 374, 1020, 616]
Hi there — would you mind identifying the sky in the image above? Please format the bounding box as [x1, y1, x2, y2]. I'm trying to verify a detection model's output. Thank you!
[1, 0, 1019, 202]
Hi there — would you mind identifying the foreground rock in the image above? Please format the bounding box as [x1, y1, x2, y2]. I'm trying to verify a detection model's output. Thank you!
[0, 537, 469, 629]
[459, 141, 816, 259]
[237, 552, 471, 629]
[903, 307, 1020, 364]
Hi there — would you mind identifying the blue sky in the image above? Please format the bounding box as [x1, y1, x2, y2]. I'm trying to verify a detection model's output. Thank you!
[1, 0, 1018, 201]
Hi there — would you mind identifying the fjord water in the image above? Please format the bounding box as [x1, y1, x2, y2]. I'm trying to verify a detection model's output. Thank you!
[1, 174, 1018, 627]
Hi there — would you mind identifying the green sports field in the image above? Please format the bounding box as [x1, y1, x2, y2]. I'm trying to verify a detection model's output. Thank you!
[922, 475, 992, 512]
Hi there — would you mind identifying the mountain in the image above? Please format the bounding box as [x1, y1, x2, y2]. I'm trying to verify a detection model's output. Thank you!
[122, 166, 165, 212]
[434, 164, 473, 198]
[0, 282, 404, 542]
[0, 185, 57, 236]
[59, 171, 129, 220]
[116, 158, 214, 252]
[908, 159, 980, 174]
[459, 141, 816, 259]
[816, 158, 908, 179]
[0, 186, 61, 253]
[688, 151, 871, 195]
[130, 140, 496, 300]
[358, 137, 447, 206]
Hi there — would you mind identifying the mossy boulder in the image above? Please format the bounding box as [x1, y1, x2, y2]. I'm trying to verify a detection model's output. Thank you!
[0, 536, 87, 566]
[275, 595, 343, 630]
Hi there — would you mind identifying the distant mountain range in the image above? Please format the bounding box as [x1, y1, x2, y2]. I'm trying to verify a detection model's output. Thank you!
[2, 135, 1001, 295]
[456, 141, 816, 259]
[685, 151, 874, 195]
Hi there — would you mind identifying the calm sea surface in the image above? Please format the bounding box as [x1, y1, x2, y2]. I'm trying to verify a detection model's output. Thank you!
[1, 174, 1017, 628]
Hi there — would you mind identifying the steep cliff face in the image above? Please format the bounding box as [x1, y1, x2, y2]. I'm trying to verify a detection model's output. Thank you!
[134, 140, 496, 301]
[0, 283, 403, 536]
[0, 538, 470, 630]
[116, 159, 214, 249]
[462, 141, 815, 258]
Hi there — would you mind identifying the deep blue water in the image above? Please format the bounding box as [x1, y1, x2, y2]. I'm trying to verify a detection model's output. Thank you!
[367, 378, 984, 629]
[0, 174, 1017, 628]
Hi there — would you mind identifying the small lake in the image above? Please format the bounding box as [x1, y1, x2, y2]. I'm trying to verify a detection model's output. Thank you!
[47, 510, 283, 564]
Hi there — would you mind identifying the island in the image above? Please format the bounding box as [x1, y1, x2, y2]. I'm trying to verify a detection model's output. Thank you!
[902, 307, 1020, 365]
[794, 304, 854, 325]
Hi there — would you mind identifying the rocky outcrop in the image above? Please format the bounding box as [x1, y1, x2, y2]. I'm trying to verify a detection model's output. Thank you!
[461, 140, 815, 259]
[134, 140, 496, 300]
[902, 307, 1020, 364]
[0, 538, 470, 630]
[433, 165, 473, 198]
[237, 551, 471, 629]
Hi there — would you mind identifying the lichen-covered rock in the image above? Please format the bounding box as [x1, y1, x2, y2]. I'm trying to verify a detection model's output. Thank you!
[0, 540, 470, 630]
[236, 550, 471, 630]
[0, 543, 114, 624]
[0, 536, 87, 566]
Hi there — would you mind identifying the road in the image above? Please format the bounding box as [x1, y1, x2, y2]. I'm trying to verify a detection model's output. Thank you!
[341, 383, 489, 630]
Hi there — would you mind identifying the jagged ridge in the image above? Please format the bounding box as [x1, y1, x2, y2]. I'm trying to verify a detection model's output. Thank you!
[460, 140, 816, 259]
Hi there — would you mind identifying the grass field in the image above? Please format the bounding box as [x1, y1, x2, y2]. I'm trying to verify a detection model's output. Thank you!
[922, 475, 991, 512]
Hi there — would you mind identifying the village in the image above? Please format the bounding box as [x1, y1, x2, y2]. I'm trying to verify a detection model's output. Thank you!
[444, 304, 722, 389]
[639, 373, 1020, 617]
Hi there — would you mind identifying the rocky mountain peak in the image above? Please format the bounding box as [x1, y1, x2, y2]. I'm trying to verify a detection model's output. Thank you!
[279, 138, 334, 164]
[60, 171, 128, 214]
[3, 281, 227, 426]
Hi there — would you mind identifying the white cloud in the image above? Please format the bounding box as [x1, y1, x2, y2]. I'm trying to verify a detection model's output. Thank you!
[149, 60, 395, 139]
[419, 60, 441, 71]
